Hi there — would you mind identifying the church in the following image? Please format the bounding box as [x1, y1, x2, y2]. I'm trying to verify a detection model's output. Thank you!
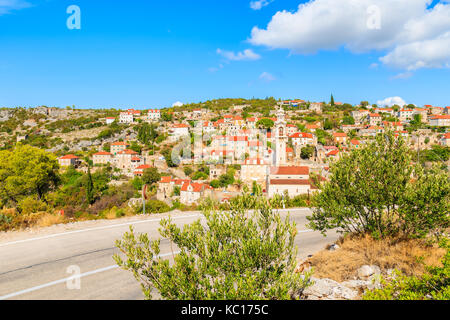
[267, 106, 314, 198]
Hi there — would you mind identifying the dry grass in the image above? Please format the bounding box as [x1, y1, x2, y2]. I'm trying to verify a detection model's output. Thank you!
[36, 213, 65, 227]
[308, 234, 446, 282]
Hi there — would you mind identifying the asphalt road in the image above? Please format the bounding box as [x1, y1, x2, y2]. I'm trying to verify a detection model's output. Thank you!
[0, 208, 339, 300]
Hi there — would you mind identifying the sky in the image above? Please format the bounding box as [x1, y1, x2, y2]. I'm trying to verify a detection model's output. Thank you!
[0, 0, 449, 109]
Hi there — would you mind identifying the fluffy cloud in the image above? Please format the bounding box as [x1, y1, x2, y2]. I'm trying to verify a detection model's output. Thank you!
[217, 48, 261, 61]
[172, 101, 184, 107]
[259, 71, 276, 82]
[377, 97, 407, 107]
[249, 0, 450, 71]
[250, 0, 272, 11]
[0, 0, 31, 15]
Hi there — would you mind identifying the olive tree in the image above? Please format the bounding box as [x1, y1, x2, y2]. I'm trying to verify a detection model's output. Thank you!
[113, 191, 310, 300]
[308, 131, 449, 239]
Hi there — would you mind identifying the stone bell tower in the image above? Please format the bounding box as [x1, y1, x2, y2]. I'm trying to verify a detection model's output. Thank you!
[274, 106, 287, 166]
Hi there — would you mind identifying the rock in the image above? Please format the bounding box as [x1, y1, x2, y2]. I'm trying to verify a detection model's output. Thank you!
[341, 280, 371, 289]
[303, 277, 338, 298]
[328, 244, 340, 251]
[357, 265, 381, 279]
[303, 277, 359, 300]
[330, 286, 358, 300]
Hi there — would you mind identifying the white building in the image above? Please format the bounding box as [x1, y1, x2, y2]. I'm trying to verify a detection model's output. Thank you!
[146, 109, 161, 122]
[429, 115, 450, 127]
[267, 166, 313, 198]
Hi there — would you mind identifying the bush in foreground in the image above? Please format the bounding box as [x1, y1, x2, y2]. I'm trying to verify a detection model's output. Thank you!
[113, 191, 310, 300]
[308, 131, 449, 239]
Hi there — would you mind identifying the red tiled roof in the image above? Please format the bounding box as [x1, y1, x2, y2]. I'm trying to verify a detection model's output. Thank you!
[443, 133, 450, 139]
[286, 147, 293, 153]
[270, 179, 311, 185]
[350, 139, 360, 145]
[111, 141, 129, 146]
[173, 123, 190, 128]
[290, 132, 313, 139]
[131, 156, 142, 161]
[327, 149, 339, 156]
[181, 182, 206, 192]
[136, 164, 151, 170]
[93, 151, 112, 156]
[118, 149, 138, 155]
[333, 132, 347, 137]
[59, 154, 79, 160]
[430, 115, 450, 119]
[160, 176, 172, 183]
[270, 166, 309, 175]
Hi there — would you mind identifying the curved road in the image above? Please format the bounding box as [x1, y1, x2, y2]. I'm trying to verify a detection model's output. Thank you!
[0, 208, 338, 300]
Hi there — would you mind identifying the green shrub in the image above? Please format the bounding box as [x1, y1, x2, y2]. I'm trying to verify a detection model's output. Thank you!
[18, 196, 48, 215]
[114, 190, 311, 300]
[308, 131, 450, 239]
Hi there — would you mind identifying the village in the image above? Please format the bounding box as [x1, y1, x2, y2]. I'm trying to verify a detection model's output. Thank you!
[52, 99, 450, 207]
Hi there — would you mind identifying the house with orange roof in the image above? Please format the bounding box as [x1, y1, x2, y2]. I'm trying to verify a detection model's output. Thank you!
[332, 132, 348, 144]
[290, 132, 315, 147]
[267, 166, 313, 198]
[368, 113, 382, 126]
[92, 151, 113, 165]
[240, 157, 270, 188]
[58, 154, 81, 167]
[180, 182, 212, 205]
[440, 132, 450, 147]
[146, 109, 161, 122]
[169, 123, 190, 141]
[105, 117, 116, 125]
[133, 164, 152, 176]
[111, 141, 130, 155]
[429, 115, 450, 127]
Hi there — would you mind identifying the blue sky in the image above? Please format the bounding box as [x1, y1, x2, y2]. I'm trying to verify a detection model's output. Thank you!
[0, 0, 449, 109]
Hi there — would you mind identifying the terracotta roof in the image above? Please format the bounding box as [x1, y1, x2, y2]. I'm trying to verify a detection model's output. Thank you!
[443, 133, 450, 139]
[350, 139, 360, 145]
[118, 149, 138, 155]
[430, 115, 450, 119]
[136, 164, 151, 170]
[270, 166, 309, 175]
[286, 147, 293, 153]
[59, 154, 79, 160]
[290, 132, 313, 139]
[270, 179, 311, 185]
[333, 132, 347, 137]
[93, 151, 112, 156]
[160, 176, 172, 183]
[327, 149, 339, 156]
[173, 123, 190, 128]
[131, 156, 142, 161]
[181, 182, 206, 192]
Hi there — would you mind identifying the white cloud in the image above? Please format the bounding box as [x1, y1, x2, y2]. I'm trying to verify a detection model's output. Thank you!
[259, 71, 276, 82]
[249, 0, 450, 71]
[250, 0, 272, 11]
[172, 101, 183, 107]
[391, 71, 414, 80]
[380, 31, 450, 70]
[377, 97, 407, 107]
[0, 0, 31, 15]
[217, 48, 261, 61]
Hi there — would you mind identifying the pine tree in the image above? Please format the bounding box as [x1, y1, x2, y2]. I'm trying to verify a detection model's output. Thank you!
[85, 166, 94, 205]
[330, 94, 335, 106]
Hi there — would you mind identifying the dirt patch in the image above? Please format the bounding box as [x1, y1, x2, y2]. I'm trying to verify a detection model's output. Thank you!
[308, 234, 446, 282]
